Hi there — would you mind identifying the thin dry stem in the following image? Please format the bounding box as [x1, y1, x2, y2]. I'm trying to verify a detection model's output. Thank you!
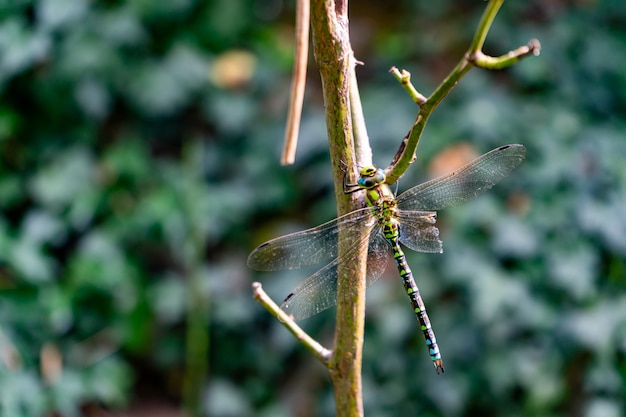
[281, 0, 310, 165]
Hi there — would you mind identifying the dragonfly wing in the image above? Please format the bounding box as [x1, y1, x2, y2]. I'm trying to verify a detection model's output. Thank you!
[365, 230, 392, 287]
[248, 207, 372, 271]
[280, 256, 341, 320]
[397, 211, 443, 253]
[396, 144, 526, 211]
[281, 221, 378, 320]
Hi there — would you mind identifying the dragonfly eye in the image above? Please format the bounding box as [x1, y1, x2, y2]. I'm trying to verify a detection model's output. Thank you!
[357, 166, 385, 188]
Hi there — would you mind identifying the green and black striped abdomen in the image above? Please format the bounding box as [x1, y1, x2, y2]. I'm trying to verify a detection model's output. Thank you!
[385, 221, 445, 374]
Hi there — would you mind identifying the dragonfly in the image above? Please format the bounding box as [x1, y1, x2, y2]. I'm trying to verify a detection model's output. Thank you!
[248, 144, 526, 374]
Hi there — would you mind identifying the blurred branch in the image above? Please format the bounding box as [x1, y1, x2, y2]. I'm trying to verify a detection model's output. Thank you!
[281, 0, 310, 165]
[181, 143, 210, 417]
[252, 283, 331, 364]
[384, 0, 541, 184]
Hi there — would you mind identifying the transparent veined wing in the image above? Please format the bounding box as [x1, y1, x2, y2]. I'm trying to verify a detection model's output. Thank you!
[396, 210, 443, 253]
[280, 225, 392, 321]
[396, 144, 526, 211]
[247, 207, 373, 271]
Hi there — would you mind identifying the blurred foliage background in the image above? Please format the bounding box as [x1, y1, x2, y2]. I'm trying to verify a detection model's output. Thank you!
[1, 0, 625, 416]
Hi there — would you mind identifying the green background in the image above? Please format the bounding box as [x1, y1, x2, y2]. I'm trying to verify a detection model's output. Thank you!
[1, 1, 625, 416]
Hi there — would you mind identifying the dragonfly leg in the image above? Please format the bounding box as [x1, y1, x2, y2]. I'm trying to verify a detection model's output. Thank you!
[341, 162, 362, 194]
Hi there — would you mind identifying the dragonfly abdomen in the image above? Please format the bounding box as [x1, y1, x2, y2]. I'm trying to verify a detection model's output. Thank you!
[387, 233, 445, 374]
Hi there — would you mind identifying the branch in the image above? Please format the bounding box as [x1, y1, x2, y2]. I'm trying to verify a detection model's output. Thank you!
[259, 1, 369, 415]
[310, 1, 367, 415]
[252, 283, 331, 364]
[384, 0, 541, 184]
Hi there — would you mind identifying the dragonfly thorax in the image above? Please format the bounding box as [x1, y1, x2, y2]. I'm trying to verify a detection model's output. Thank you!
[357, 165, 386, 189]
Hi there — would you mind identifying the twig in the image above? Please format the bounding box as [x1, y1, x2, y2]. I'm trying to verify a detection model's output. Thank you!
[281, 0, 310, 165]
[252, 282, 331, 364]
[389, 67, 427, 106]
[469, 39, 541, 69]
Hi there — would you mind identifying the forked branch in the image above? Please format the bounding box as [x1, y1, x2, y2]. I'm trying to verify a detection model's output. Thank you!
[384, 0, 541, 184]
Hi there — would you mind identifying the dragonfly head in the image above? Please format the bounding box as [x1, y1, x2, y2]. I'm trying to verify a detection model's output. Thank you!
[357, 165, 386, 189]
